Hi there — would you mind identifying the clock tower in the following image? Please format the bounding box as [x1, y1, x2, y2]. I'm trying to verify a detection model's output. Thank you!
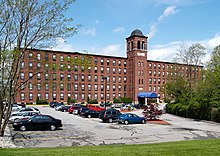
[126, 29, 148, 103]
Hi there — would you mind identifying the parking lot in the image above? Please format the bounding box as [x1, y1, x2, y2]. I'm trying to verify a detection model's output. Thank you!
[9, 106, 220, 148]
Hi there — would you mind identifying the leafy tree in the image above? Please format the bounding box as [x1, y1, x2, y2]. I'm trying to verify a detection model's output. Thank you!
[0, 0, 80, 136]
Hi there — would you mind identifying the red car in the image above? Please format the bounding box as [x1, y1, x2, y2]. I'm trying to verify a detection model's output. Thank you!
[87, 104, 106, 112]
[68, 104, 83, 114]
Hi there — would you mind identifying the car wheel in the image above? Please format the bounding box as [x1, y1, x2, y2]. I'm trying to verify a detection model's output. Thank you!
[124, 120, 129, 125]
[88, 115, 92, 118]
[108, 118, 113, 123]
[50, 125, 56, 131]
[20, 125, 26, 131]
[141, 119, 146, 124]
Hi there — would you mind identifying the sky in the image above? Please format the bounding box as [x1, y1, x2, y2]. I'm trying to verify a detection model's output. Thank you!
[52, 0, 220, 63]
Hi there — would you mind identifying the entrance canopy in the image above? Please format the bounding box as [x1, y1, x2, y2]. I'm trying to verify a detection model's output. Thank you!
[138, 92, 158, 98]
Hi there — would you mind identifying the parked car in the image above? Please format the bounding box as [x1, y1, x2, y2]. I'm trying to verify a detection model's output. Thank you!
[59, 105, 70, 112]
[121, 104, 136, 111]
[55, 104, 64, 111]
[83, 109, 100, 118]
[68, 104, 83, 114]
[87, 104, 106, 112]
[9, 112, 40, 122]
[99, 108, 122, 123]
[78, 107, 91, 116]
[49, 102, 63, 108]
[117, 113, 146, 125]
[13, 115, 62, 131]
[11, 104, 22, 112]
[11, 107, 40, 115]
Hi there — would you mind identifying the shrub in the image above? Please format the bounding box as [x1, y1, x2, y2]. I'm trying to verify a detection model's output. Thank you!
[211, 107, 220, 122]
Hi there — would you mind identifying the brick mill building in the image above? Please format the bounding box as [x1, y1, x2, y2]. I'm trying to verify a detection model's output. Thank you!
[15, 29, 203, 104]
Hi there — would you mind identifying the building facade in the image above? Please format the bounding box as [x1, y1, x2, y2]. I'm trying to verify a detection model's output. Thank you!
[15, 29, 203, 104]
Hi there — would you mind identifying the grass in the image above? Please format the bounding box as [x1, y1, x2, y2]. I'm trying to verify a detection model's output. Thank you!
[1, 139, 220, 156]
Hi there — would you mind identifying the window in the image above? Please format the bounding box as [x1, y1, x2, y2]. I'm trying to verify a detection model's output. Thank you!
[53, 73, 56, 80]
[74, 94, 78, 100]
[37, 93, 41, 99]
[95, 66, 98, 73]
[154, 71, 156, 76]
[21, 62, 24, 69]
[81, 74, 85, 81]
[67, 74, 71, 81]
[113, 68, 116, 74]
[60, 83, 64, 90]
[60, 55, 64, 62]
[107, 84, 110, 91]
[37, 73, 41, 80]
[60, 73, 64, 81]
[107, 59, 110, 65]
[67, 55, 71, 61]
[124, 61, 126, 67]
[74, 84, 78, 91]
[45, 93, 49, 100]
[29, 82, 33, 90]
[52, 83, 56, 91]
[149, 63, 152, 69]
[74, 74, 78, 81]
[118, 60, 121, 66]
[68, 93, 71, 98]
[118, 85, 121, 91]
[20, 72, 24, 80]
[45, 53, 49, 61]
[94, 84, 98, 91]
[149, 78, 152, 84]
[29, 93, 33, 100]
[149, 70, 152, 76]
[45, 63, 49, 70]
[37, 53, 41, 60]
[88, 94, 91, 100]
[81, 94, 85, 100]
[101, 59, 104, 65]
[88, 75, 92, 82]
[101, 93, 104, 100]
[67, 65, 71, 71]
[88, 66, 91, 72]
[154, 78, 156, 84]
[81, 84, 85, 91]
[45, 73, 49, 80]
[60, 93, 64, 100]
[20, 93, 25, 100]
[53, 93, 56, 100]
[53, 54, 56, 61]
[29, 72, 33, 79]
[94, 75, 98, 82]
[29, 53, 33, 58]
[124, 77, 127, 83]
[101, 84, 104, 91]
[113, 60, 116, 66]
[88, 84, 91, 91]
[113, 76, 116, 83]
[74, 65, 78, 71]
[37, 62, 41, 69]
[67, 83, 71, 91]
[118, 68, 121, 74]
[124, 68, 127, 74]
[94, 58, 98, 64]
[94, 94, 98, 100]
[107, 67, 110, 74]
[45, 83, 49, 90]
[118, 76, 121, 83]
[101, 67, 104, 73]
[37, 83, 41, 90]
[113, 85, 116, 91]
[29, 62, 33, 69]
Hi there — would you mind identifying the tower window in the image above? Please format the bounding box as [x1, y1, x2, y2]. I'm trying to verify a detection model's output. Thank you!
[138, 40, 141, 49]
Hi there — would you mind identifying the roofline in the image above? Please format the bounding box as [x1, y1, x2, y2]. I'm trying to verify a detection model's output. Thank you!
[23, 48, 127, 59]
[126, 35, 148, 40]
[148, 60, 204, 67]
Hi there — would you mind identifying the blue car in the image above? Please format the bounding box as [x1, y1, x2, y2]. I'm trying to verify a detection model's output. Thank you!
[118, 113, 146, 125]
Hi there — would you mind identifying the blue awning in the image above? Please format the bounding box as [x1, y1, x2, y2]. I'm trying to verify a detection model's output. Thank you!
[138, 92, 158, 98]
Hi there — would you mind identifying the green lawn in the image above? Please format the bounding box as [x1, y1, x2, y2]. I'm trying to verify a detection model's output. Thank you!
[1, 139, 220, 156]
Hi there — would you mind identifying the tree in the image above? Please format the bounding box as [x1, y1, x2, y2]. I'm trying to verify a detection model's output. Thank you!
[0, 0, 80, 136]
[171, 43, 206, 100]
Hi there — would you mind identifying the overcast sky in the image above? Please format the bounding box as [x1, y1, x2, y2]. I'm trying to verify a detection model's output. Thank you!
[52, 0, 220, 63]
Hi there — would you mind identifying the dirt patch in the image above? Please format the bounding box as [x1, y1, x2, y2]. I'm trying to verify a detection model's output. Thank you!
[147, 119, 170, 125]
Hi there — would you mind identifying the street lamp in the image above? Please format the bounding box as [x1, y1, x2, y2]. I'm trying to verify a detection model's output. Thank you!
[102, 76, 107, 108]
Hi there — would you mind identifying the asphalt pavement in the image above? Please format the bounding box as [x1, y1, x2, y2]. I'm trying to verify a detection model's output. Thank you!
[2, 105, 220, 148]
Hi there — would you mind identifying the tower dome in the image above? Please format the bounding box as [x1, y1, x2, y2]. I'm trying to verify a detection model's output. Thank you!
[130, 29, 144, 37]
